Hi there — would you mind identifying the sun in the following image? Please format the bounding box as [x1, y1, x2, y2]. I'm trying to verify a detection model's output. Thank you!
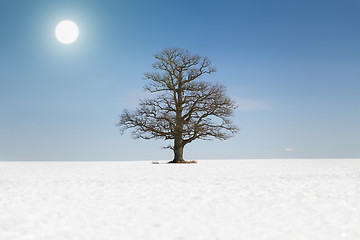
[55, 20, 79, 44]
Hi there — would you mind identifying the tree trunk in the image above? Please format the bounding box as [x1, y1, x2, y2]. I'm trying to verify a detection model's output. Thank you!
[172, 145, 185, 163]
[169, 136, 185, 163]
[170, 76, 185, 164]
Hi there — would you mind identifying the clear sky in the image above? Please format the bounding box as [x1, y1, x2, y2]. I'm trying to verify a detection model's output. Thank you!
[0, 0, 359, 161]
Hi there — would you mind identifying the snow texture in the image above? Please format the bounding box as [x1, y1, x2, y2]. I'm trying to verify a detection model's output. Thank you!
[0, 159, 359, 240]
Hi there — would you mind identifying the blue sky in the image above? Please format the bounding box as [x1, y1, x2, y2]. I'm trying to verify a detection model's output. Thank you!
[0, 0, 359, 161]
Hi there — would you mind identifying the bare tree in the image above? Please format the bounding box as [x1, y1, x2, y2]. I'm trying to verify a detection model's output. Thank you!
[117, 47, 238, 163]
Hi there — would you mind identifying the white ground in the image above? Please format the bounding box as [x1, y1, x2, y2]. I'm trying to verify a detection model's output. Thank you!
[0, 159, 359, 240]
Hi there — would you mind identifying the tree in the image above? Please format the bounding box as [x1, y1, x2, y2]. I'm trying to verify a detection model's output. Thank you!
[117, 47, 238, 163]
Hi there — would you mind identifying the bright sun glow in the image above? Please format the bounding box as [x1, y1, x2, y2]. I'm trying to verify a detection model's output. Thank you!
[55, 20, 79, 44]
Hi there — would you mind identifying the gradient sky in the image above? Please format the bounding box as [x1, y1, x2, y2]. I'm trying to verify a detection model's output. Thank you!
[1, 0, 359, 161]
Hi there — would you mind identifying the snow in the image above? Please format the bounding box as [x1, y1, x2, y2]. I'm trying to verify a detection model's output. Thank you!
[0, 159, 359, 240]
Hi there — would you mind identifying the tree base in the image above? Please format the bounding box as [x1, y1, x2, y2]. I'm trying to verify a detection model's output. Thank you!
[168, 160, 197, 164]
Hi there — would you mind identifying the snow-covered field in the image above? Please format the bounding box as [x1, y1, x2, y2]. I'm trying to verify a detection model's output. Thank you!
[0, 159, 359, 240]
